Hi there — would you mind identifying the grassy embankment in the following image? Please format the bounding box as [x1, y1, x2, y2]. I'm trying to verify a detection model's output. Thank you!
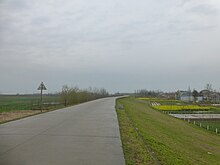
[116, 97, 220, 165]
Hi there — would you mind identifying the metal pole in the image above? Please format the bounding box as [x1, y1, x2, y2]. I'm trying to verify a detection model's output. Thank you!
[38, 82, 47, 112]
[40, 88, 42, 112]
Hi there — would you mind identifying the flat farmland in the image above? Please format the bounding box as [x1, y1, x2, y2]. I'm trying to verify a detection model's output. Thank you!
[0, 95, 62, 123]
[0, 94, 61, 112]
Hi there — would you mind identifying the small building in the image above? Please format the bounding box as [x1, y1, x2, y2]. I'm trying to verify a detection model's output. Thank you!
[197, 96, 203, 102]
[211, 92, 220, 103]
[199, 90, 210, 102]
[199, 90, 220, 103]
[176, 91, 193, 102]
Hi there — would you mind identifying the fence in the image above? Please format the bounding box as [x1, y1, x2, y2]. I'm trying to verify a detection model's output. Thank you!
[184, 118, 220, 134]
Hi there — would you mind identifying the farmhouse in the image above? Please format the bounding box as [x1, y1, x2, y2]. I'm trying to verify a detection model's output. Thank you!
[199, 90, 220, 103]
[199, 90, 210, 101]
[211, 92, 220, 103]
[175, 90, 193, 102]
[176, 89, 220, 103]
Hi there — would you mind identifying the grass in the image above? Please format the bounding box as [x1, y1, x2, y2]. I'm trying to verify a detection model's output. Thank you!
[116, 103, 155, 165]
[116, 97, 220, 165]
[195, 120, 220, 133]
[0, 94, 61, 112]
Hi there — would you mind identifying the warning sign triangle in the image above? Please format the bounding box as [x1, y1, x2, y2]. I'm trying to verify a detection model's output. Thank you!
[38, 82, 47, 90]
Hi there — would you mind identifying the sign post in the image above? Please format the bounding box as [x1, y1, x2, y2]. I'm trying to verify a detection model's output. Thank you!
[37, 82, 47, 111]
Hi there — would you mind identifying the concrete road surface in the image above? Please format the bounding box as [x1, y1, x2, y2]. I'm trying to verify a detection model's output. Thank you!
[0, 97, 125, 165]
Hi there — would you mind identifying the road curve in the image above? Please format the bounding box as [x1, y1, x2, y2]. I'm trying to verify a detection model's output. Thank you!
[0, 97, 125, 165]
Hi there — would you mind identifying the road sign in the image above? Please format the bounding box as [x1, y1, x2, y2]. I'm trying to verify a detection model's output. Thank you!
[38, 82, 47, 90]
[37, 82, 47, 111]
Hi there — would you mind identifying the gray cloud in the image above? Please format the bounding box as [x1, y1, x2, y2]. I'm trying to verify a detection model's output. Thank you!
[0, 0, 220, 94]
[187, 4, 219, 15]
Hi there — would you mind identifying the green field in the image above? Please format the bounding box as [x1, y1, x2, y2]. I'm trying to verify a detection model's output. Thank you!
[116, 97, 220, 165]
[194, 120, 220, 133]
[0, 95, 61, 112]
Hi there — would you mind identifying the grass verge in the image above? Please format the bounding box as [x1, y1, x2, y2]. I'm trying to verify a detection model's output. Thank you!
[116, 99, 155, 164]
[116, 97, 220, 165]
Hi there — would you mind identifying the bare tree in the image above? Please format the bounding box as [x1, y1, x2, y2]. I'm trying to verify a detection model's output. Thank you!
[206, 83, 212, 102]
[60, 85, 69, 106]
[188, 86, 191, 102]
[206, 83, 212, 91]
[60, 85, 109, 106]
[192, 89, 198, 103]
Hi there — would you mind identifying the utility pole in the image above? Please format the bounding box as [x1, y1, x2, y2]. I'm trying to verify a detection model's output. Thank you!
[37, 82, 47, 111]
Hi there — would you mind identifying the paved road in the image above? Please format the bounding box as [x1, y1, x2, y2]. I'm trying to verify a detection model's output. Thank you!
[0, 97, 125, 165]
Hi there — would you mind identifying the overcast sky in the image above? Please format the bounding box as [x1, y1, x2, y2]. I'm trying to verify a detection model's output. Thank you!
[0, 0, 220, 94]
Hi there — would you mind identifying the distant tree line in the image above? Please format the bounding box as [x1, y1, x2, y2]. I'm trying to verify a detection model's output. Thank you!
[134, 89, 162, 98]
[60, 85, 109, 106]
